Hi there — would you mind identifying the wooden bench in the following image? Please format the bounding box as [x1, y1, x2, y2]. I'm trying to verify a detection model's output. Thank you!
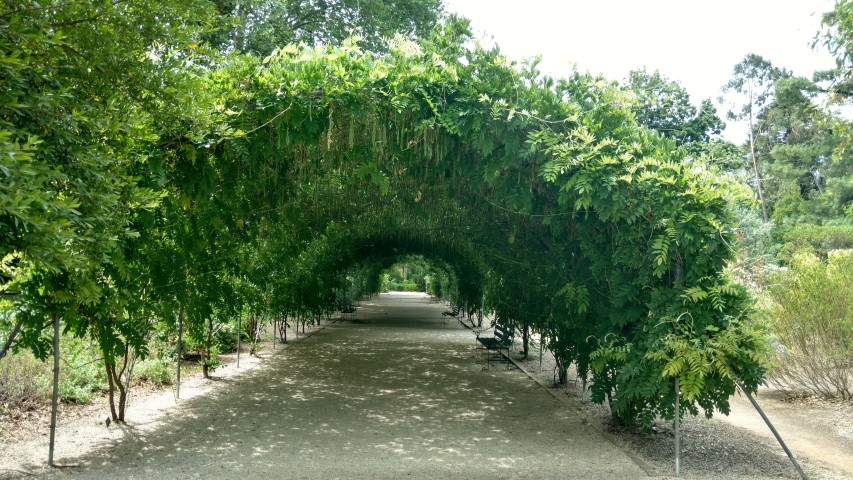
[476, 322, 514, 366]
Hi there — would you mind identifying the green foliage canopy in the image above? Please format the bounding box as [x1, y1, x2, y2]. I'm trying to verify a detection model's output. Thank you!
[196, 27, 768, 425]
[1, 8, 768, 428]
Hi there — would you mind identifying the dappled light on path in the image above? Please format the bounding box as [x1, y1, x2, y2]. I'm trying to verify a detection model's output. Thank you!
[47, 293, 646, 479]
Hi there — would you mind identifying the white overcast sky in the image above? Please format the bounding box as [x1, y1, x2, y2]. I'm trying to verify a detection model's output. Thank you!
[441, 0, 838, 142]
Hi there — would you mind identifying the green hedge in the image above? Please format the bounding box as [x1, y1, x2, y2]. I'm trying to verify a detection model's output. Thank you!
[783, 224, 853, 251]
[385, 282, 420, 292]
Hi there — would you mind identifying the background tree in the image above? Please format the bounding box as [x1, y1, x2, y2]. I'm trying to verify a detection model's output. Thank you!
[721, 53, 853, 254]
[207, 0, 445, 55]
[817, 0, 853, 101]
[625, 69, 737, 170]
[722, 54, 791, 221]
[626, 69, 722, 146]
[759, 77, 843, 220]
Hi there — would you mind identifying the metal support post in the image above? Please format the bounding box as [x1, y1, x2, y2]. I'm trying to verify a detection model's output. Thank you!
[48, 314, 59, 466]
[674, 377, 681, 477]
[177, 305, 184, 400]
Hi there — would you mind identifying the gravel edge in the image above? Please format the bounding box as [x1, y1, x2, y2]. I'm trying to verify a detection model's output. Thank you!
[457, 315, 850, 480]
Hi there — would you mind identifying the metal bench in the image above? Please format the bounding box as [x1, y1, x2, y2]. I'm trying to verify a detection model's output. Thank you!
[476, 322, 513, 367]
[340, 303, 356, 321]
[441, 304, 460, 323]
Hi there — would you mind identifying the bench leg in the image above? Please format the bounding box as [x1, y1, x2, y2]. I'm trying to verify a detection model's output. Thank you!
[476, 343, 487, 366]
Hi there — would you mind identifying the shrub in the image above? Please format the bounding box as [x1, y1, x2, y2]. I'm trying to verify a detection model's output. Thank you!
[185, 320, 240, 354]
[783, 224, 853, 252]
[59, 343, 108, 404]
[0, 337, 110, 410]
[213, 322, 238, 353]
[134, 354, 173, 386]
[760, 249, 853, 399]
[0, 351, 51, 412]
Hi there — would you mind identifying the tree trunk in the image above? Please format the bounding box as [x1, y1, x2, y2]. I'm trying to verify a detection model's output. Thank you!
[608, 394, 625, 426]
[278, 314, 288, 343]
[554, 355, 568, 385]
[251, 314, 263, 355]
[203, 316, 213, 379]
[522, 324, 529, 359]
[0, 316, 24, 362]
[116, 352, 128, 422]
[294, 313, 300, 338]
[106, 363, 118, 420]
[748, 83, 769, 222]
[105, 347, 130, 422]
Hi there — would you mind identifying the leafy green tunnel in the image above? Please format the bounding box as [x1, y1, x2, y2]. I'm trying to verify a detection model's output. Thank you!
[4, 22, 767, 427]
[180, 30, 765, 426]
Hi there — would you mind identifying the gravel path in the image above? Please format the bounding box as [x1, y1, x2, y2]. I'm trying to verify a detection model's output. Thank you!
[721, 387, 853, 477]
[6, 293, 648, 479]
[6, 292, 851, 480]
